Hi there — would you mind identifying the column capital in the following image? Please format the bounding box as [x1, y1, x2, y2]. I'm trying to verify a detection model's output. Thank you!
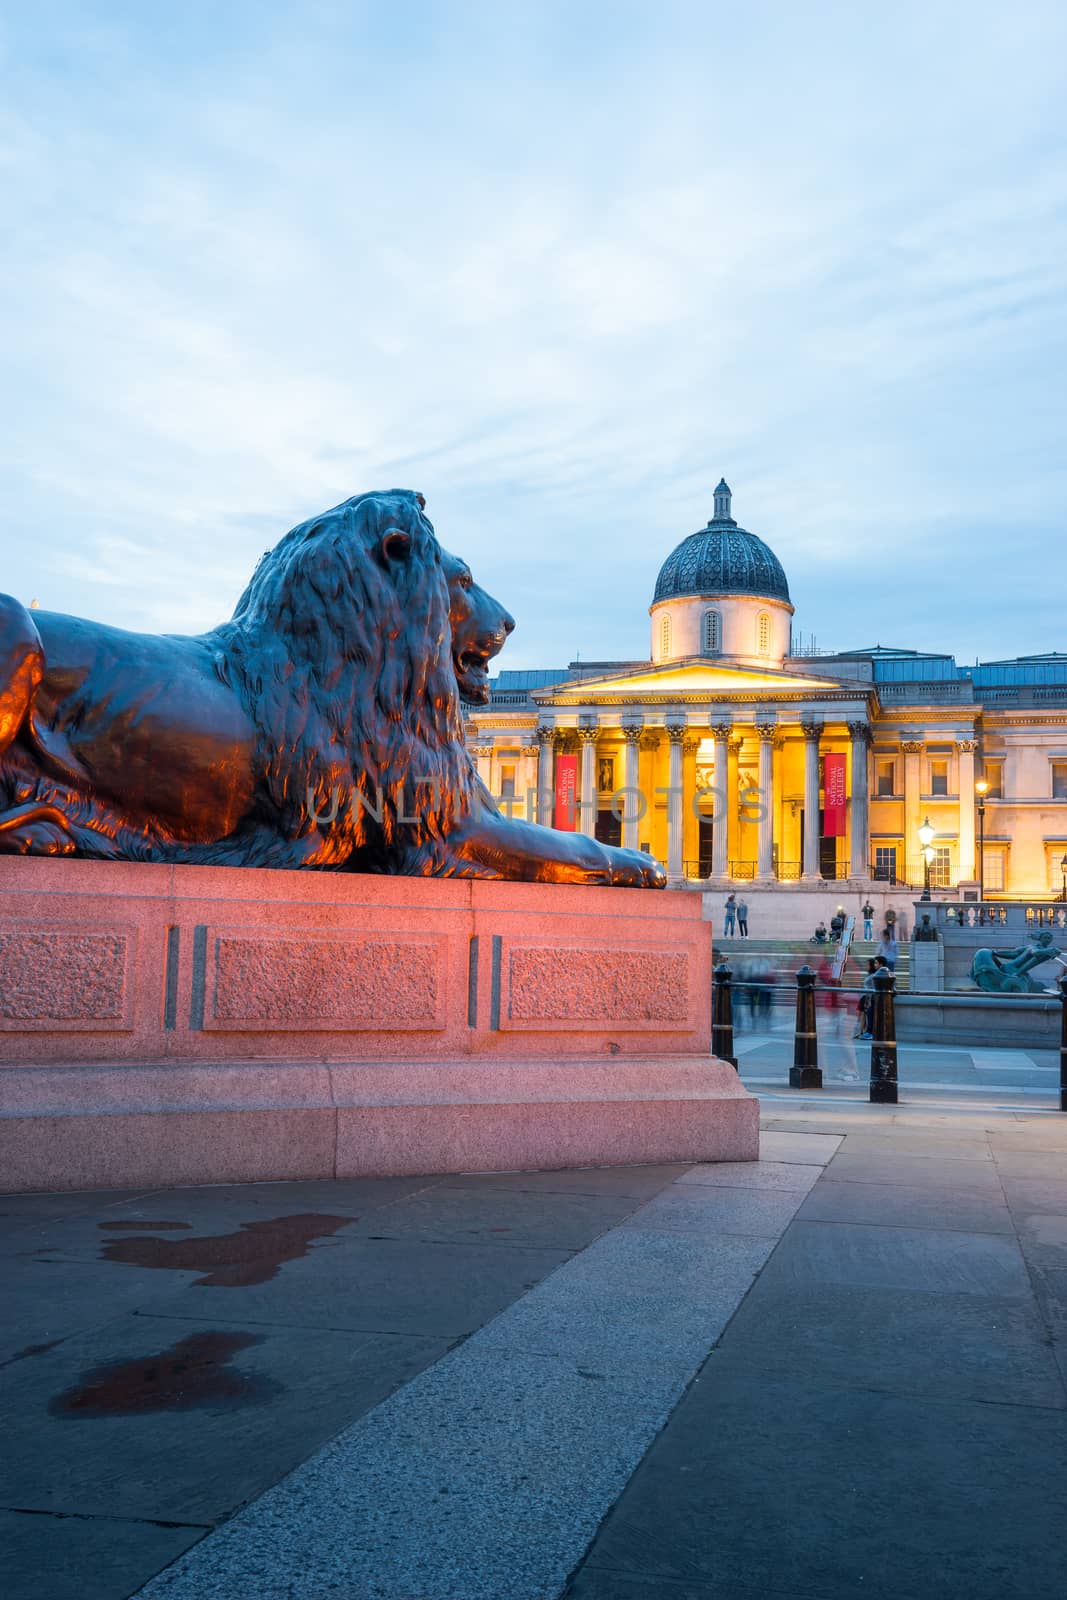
[956, 739, 978, 753]
[902, 740, 924, 755]
[666, 723, 686, 745]
[728, 735, 744, 754]
[710, 721, 731, 740]
[536, 723, 555, 745]
[576, 726, 599, 744]
[471, 744, 493, 758]
[847, 720, 871, 743]
[755, 722, 777, 743]
[800, 719, 821, 741]
[682, 738, 700, 757]
[622, 725, 644, 745]
[520, 744, 540, 758]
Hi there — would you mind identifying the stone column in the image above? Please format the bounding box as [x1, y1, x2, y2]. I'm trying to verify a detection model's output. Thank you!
[902, 740, 923, 883]
[621, 725, 643, 852]
[535, 725, 555, 825]
[801, 719, 821, 880]
[682, 736, 699, 877]
[957, 739, 977, 881]
[666, 725, 685, 885]
[756, 722, 776, 880]
[727, 735, 743, 874]
[472, 743, 493, 790]
[711, 722, 730, 879]
[848, 721, 871, 879]
[577, 726, 599, 838]
[520, 744, 540, 822]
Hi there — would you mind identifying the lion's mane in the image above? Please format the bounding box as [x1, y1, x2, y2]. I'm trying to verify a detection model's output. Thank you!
[208, 488, 476, 869]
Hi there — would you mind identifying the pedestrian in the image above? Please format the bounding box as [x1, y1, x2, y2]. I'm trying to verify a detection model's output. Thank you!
[724, 893, 737, 937]
[861, 898, 875, 941]
[737, 896, 749, 937]
[854, 957, 877, 1039]
[829, 908, 845, 943]
[877, 927, 897, 971]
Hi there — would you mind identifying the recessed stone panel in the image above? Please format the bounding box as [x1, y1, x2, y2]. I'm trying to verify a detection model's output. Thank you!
[203, 931, 446, 1031]
[0, 925, 134, 1031]
[501, 942, 691, 1031]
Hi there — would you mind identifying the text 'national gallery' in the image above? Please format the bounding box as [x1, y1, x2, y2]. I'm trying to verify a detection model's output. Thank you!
[467, 480, 1067, 899]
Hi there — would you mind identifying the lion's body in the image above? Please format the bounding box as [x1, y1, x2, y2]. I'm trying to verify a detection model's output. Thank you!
[0, 488, 665, 887]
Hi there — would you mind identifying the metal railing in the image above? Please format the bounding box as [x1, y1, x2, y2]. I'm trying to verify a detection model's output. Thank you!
[710, 961, 1067, 1110]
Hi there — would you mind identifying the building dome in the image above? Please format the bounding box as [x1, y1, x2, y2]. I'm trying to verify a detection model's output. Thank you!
[652, 480, 790, 605]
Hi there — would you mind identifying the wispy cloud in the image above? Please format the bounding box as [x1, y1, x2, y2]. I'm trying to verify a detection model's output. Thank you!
[1, 1, 1065, 668]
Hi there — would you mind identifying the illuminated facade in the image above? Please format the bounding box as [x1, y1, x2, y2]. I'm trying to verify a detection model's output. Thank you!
[468, 480, 1067, 898]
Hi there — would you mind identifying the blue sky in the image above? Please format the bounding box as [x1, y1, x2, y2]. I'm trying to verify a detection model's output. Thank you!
[2, 1, 1065, 668]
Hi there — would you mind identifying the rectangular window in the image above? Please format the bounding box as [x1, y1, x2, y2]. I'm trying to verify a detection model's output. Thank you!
[875, 759, 895, 797]
[499, 764, 516, 800]
[982, 761, 1003, 799]
[930, 758, 949, 796]
[982, 848, 1005, 892]
[873, 845, 898, 883]
[1049, 852, 1067, 895]
[1052, 762, 1067, 800]
[930, 845, 952, 888]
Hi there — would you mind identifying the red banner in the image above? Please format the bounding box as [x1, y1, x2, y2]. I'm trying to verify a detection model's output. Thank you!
[823, 752, 847, 837]
[553, 753, 578, 831]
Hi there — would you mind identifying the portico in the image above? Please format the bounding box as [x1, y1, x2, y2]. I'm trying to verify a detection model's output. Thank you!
[524, 660, 876, 889]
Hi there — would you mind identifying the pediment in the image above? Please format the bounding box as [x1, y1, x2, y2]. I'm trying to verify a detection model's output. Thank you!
[533, 659, 858, 704]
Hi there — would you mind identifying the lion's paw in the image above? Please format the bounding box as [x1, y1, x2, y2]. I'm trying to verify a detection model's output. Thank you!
[606, 848, 667, 889]
[0, 807, 77, 856]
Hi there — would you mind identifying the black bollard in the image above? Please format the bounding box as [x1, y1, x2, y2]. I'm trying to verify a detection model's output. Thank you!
[712, 961, 737, 1070]
[869, 968, 898, 1105]
[789, 965, 822, 1089]
[1059, 974, 1067, 1112]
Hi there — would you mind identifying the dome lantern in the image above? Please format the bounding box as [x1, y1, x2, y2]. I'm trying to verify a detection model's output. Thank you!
[712, 478, 734, 523]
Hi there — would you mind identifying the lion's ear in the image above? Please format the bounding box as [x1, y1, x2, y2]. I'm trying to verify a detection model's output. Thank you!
[380, 527, 411, 566]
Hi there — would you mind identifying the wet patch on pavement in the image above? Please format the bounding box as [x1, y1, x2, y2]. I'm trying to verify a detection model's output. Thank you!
[49, 1331, 279, 1417]
[97, 1213, 354, 1288]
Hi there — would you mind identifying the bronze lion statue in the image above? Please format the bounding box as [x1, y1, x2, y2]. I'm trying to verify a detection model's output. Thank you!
[0, 489, 664, 886]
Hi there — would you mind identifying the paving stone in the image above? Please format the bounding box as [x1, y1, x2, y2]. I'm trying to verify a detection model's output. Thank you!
[474, 1228, 775, 1370]
[991, 1150, 1067, 1179]
[620, 1185, 805, 1239]
[436, 1164, 690, 1197]
[1, 1508, 206, 1600]
[753, 1131, 842, 1165]
[0, 1255, 187, 1368]
[822, 1152, 1002, 1189]
[132, 1347, 690, 1600]
[0, 1314, 448, 1525]
[566, 1567, 825, 1600]
[714, 1278, 1065, 1407]
[343, 1185, 641, 1249]
[675, 1161, 821, 1193]
[797, 1179, 1014, 1234]
[756, 1220, 1032, 1298]
[129, 1235, 573, 1337]
[836, 1132, 993, 1160]
[1001, 1176, 1067, 1215]
[1011, 1209, 1067, 1269]
[576, 1372, 1067, 1600]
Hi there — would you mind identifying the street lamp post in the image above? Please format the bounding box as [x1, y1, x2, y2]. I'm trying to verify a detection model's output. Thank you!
[975, 779, 989, 904]
[918, 816, 935, 902]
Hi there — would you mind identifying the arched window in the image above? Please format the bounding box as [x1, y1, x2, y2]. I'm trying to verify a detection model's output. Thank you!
[702, 610, 721, 654]
[659, 613, 672, 659]
[756, 612, 770, 656]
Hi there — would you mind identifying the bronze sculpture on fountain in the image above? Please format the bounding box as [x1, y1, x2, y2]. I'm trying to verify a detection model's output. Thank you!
[0, 489, 664, 887]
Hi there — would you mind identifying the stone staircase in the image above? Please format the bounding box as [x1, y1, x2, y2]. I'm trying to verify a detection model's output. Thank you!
[712, 936, 911, 992]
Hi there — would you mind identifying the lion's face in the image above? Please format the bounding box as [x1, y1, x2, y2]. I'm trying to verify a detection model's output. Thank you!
[441, 547, 515, 704]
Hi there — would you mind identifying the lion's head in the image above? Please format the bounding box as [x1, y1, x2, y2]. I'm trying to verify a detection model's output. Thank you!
[441, 548, 515, 704]
[223, 489, 476, 866]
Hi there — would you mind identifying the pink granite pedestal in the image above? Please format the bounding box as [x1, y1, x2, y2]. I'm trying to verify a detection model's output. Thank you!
[0, 859, 758, 1191]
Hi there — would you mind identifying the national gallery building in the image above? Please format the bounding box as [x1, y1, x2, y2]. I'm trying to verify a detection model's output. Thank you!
[467, 480, 1067, 899]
